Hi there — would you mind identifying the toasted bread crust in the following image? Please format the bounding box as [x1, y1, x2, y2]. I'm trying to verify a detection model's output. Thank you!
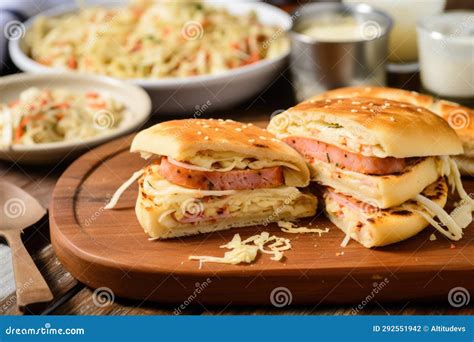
[324, 177, 448, 248]
[131, 119, 311, 186]
[311, 86, 473, 169]
[268, 97, 463, 158]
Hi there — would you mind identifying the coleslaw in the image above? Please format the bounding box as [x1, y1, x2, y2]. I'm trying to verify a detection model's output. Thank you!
[25, 0, 289, 79]
[0, 87, 124, 146]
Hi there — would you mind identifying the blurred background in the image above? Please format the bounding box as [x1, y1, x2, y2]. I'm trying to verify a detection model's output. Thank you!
[2, 0, 473, 88]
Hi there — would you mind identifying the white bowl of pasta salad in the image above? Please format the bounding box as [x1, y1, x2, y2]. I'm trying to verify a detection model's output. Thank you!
[9, 1, 292, 114]
[0, 73, 151, 164]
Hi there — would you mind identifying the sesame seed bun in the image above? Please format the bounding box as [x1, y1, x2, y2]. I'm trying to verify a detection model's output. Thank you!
[311, 86, 473, 173]
[131, 119, 311, 187]
[268, 97, 463, 158]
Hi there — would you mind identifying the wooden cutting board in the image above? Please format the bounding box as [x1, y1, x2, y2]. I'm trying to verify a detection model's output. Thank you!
[50, 134, 474, 306]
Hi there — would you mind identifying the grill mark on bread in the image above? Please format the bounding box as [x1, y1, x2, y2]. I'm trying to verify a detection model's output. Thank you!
[390, 210, 413, 216]
[324, 177, 446, 220]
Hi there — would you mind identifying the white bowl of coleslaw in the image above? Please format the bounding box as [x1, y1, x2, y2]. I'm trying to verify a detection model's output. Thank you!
[0, 73, 151, 164]
[9, 1, 292, 114]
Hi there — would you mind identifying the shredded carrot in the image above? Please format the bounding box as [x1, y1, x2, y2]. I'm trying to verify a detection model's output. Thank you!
[243, 52, 260, 66]
[86, 92, 99, 99]
[15, 117, 30, 142]
[67, 56, 77, 69]
[130, 41, 142, 52]
[54, 103, 70, 109]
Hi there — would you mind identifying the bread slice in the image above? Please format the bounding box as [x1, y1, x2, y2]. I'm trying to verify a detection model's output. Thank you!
[323, 177, 448, 248]
[310, 157, 440, 209]
[131, 119, 311, 187]
[136, 175, 317, 239]
[310, 86, 472, 174]
[267, 97, 463, 159]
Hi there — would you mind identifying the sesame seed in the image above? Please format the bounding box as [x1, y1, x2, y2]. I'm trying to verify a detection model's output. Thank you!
[203, 125, 210, 128]
[248, 123, 253, 126]
[310, 100, 316, 103]
[369, 103, 374, 106]
[384, 102, 391, 106]
[242, 125, 247, 129]
[417, 108, 423, 112]
[390, 117, 395, 122]
[325, 99, 332, 103]
[351, 109, 358, 113]
[352, 101, 361, 105]
[337, 99, 343, 103]
[361, 106, 367, 110]
[235, 128, 242, 132]
[214, 128, 219, 131]
[259, 136, 267, 140]
[271, 138, 279, 142]
[248, 139, 255, 143]
[225, 119, 234, 122]
[197, 131, 202, 135]
[218, 118, 224, 122]
[204, 136, 209, 140]
[324, 105, 329, 108]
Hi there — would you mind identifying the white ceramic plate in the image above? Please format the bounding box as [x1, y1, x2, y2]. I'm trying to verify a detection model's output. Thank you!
[9, 1, 291, 114]
[0, 73, 151, 164]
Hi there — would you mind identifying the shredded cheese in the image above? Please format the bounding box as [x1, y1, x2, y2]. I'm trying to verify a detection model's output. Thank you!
[440, 156, 474, 210]
[277, 221, 329, 236]
[415, 194, 463, 239]
[189, 232, 292, 267]
[242, 232, 291, 261]
[104, 169, 145, 209]
[169, 155, 300, 173]
[412, 208, 461, 241]
[167, 156, 234, 172]
[158, 209, 176, 224]
[448, 158, 474, 209]
[405, 156, 474, 241]
[142, 174, 238, 197]
[451, 200, 473, 229]
[340, 234, 351, 247]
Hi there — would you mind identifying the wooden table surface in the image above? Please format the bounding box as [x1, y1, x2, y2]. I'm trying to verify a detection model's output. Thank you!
[1, 68, 473, 316]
